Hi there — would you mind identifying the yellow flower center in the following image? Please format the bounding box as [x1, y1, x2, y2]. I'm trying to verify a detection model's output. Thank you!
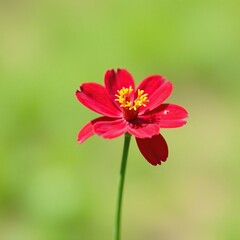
[115, 86, 149, 111]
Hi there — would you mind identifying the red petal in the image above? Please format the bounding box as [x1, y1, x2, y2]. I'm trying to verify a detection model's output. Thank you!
[104, 69, 135, 101]
[76, 83, 121, 118]
[139, 104, 188, 128]
[77, 121, 95, 143]
[77, 116, 114, 143]
[137, 75, 173, 114]
[136, 134, 168, 166]
[94, 118, 128, 139]
[127, 122, 160, 138]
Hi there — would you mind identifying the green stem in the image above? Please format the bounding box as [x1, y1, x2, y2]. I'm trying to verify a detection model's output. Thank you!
[114, 134, 131, 240]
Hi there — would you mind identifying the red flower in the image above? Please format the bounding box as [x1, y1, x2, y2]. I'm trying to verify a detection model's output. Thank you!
[76, 69, 188, 166]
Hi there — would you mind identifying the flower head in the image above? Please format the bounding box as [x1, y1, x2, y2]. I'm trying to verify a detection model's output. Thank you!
[76, 69, 188, 165]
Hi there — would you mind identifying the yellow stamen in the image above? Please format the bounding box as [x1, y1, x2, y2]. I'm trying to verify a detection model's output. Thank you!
[115, 86, 149, 110]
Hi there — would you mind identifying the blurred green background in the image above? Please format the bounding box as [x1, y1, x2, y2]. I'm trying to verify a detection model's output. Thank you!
[1, 0, 240, 239]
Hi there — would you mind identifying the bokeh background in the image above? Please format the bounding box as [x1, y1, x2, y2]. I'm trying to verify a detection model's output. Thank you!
[1, 0, 240, 239]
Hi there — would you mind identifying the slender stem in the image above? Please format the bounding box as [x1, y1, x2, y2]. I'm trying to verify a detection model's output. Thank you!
[114, 134, 131, 240]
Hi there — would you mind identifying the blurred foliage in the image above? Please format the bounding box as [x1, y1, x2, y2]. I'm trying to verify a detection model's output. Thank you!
[0, 0, 240, 239]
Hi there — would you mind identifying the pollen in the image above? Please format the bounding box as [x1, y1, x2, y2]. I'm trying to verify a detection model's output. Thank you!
[115, 86, 149, 111]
